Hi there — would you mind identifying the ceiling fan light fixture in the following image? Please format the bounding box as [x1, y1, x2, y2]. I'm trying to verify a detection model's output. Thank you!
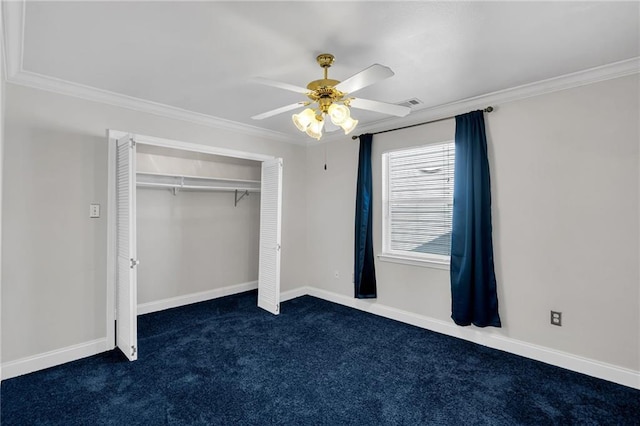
[305, 116, 324, 140]
[340, 116, 358, 135]
[292, 108, 316, 131]
[306, 115, 324, 140]
[255, 53, 408, 140]
[328, 103, 350, 125]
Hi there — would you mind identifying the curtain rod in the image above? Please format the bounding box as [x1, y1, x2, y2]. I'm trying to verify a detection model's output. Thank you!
[351, 106, 494, 140]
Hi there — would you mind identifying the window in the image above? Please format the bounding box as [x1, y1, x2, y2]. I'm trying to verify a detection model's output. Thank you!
[381, 141, 455, 268]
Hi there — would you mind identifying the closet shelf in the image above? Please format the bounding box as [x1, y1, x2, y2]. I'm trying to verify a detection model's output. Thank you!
[136, 171, 261, 193]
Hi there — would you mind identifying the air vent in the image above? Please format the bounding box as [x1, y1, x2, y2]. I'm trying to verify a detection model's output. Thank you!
[396, 98, 423, 108]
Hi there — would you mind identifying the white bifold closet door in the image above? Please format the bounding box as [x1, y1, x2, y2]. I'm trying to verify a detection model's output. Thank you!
[116, 136, 138, 360]
[258, 158, 283, 315]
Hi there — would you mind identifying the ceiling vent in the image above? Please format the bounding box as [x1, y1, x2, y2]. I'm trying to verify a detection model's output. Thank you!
[396, 98, 423, 108]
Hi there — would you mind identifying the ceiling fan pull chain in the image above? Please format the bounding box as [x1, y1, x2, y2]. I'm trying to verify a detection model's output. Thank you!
[324, 144, 328, 171]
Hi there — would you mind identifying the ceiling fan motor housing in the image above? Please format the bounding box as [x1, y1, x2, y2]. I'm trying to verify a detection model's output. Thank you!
[316, 53, 335, 68]
[306, 53, 346, 114]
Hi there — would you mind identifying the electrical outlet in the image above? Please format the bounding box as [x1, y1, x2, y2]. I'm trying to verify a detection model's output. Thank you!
[89, 203, 100, 218]
[550, 311, 562, 326]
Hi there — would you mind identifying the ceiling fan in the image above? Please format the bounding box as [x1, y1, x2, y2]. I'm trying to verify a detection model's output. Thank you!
[251, 53, 411, 140]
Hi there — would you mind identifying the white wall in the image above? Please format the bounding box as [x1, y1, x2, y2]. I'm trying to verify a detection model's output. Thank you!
[136, 150, 262, 305]
[1, 83, 308, 364]
[136, 145, 262, 181]
[137, 187, 260, 305]
[306, 74, 640, 372]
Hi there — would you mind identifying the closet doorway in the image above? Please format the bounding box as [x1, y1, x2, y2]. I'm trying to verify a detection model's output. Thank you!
[107, 131, 283, 361]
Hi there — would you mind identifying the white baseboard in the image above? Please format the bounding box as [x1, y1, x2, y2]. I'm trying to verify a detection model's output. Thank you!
[1, 338, 108, 381]
[1, 282, 258, 380]
[5, 285, 637, 390]
[286, 286, 639, 390]
[137, 280, 258, 315]
[280, 286, 309, 302]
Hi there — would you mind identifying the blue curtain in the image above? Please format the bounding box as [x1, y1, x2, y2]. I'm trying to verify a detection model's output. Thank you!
[450, 111, 501, 327]
[354, 134, 377, 299]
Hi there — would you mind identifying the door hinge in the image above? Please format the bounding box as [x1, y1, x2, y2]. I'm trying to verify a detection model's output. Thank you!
[131, 345, 137, 357]
[276, 244, 281, 251]
[129, 137, 136, 148]
[130, 258, 139, 268]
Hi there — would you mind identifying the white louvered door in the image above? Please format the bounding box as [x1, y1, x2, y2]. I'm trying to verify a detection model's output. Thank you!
[116, 136, 138, 360]
[258, 158, 283, 315]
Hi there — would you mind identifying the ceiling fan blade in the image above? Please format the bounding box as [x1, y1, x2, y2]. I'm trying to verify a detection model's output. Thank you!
[251, 77, 310, 94]
[335, 64, 395, 94]
[349, 98, 411, 117]
[251, 102, 307, 120]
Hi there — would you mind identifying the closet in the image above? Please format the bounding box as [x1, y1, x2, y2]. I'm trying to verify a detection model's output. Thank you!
[110, 132, 282, 361]
[137, 144, 262, 307]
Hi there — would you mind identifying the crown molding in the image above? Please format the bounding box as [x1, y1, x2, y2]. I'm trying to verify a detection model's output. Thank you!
[8, 69, 304, 145]
[1, 0, 24, 79]
[338, 56, 640, 141]
[1, 0, 308, 145]
[340, 57, 640, 140]
[3, 0, 638, 146]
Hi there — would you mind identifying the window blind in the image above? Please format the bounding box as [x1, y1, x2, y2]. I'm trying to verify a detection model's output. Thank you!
[387, 141, 455, 257]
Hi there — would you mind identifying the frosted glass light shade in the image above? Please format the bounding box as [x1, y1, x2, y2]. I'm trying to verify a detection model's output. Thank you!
[306, 116, 324, 140]
[340, 116, 358, 135]
[292, 108, 316, 131]
[328, 103, 350, 125]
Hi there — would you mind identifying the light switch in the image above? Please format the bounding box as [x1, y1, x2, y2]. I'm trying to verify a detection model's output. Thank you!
[90, 204, 100, 218]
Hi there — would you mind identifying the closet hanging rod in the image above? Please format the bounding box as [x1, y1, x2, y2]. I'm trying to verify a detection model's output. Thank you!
[137, 182, 260, 192]
[136, 171, 261, 185]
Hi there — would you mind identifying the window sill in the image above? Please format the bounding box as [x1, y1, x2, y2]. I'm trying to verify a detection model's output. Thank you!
[377, 253, 450, 270]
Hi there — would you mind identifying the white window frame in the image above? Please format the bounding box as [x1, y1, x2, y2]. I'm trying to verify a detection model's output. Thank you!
[379, 141, 454, 270]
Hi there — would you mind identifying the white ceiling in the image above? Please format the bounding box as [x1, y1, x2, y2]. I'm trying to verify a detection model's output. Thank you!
[8, 1, 640, 142]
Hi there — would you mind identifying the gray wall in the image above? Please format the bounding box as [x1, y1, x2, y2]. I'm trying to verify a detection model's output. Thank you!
[305, 75, 640, 371]
[2, 73, 638, 377]
[136, 150, 262, 304]
[137, 188, 260, 305]
[1, 83, 308, 363]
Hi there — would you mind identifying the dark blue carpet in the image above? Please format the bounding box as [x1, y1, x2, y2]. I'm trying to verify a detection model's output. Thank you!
[1, 291, 639, 425]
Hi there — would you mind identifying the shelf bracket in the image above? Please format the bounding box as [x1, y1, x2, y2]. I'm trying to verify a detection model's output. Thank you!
[235, 189, 249, 207]
[171, 176, 184, 196]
